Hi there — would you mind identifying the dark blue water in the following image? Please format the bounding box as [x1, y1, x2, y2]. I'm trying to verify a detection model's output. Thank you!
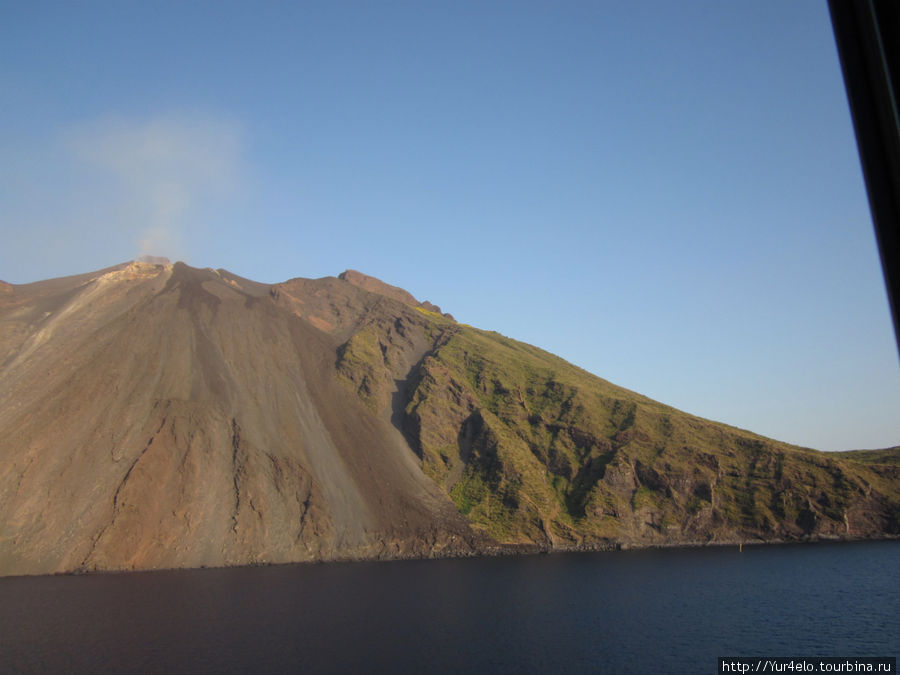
[1, 541, 897, 673]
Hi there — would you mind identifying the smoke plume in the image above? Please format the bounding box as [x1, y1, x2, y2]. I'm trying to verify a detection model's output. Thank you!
[68, 113, 243, 262]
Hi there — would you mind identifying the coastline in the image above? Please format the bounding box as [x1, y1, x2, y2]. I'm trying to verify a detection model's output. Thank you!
[4, 532, 897, 581]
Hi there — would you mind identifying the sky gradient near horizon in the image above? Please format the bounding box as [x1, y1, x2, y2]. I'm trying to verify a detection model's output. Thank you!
[2, 1, 898, 451]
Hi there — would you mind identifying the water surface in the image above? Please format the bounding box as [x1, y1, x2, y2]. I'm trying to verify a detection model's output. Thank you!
[1, 541, 897, 673]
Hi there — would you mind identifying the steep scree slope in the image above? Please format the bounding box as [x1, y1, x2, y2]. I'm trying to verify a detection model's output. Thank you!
[0, 262, 482, 575]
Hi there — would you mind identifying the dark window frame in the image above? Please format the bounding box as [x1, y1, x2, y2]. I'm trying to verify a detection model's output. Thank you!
[829, 0, 900, 357]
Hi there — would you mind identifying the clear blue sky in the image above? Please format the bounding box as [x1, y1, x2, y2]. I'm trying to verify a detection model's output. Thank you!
[2, 1, 898, 451]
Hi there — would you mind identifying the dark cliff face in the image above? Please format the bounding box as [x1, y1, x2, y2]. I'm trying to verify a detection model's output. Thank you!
[0, 262, 897, 576]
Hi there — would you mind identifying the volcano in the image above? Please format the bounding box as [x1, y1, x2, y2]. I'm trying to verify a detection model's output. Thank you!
[0, 261, 897, 576]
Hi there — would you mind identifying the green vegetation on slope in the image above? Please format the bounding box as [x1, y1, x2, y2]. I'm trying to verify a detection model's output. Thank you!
[339, 312, 900, 548]
[832, 447, 900, 466]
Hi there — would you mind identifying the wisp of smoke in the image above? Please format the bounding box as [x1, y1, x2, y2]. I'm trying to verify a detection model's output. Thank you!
[68, 113, 242, 262]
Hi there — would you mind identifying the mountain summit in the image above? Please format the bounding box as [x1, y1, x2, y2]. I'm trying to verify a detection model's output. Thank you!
[0, 262, 897, 576]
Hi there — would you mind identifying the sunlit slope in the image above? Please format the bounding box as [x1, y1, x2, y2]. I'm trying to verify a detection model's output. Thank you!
[0, 262, 896, 577]
[342, 310, 899, 547]
[0, 262, 482, 576]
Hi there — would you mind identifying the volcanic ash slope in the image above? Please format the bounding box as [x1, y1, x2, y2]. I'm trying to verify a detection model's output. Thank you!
[0, 262, 483, 575]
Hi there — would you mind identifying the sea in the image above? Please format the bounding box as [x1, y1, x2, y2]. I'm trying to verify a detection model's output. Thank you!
[1, 540, 897, 673]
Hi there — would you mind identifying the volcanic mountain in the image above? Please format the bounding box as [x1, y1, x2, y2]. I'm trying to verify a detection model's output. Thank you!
[0, 261, 897, 576]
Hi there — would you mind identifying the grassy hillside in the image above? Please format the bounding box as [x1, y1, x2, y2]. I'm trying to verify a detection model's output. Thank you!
[832, 447, 900, 466]
[340, 309, 900, 548]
